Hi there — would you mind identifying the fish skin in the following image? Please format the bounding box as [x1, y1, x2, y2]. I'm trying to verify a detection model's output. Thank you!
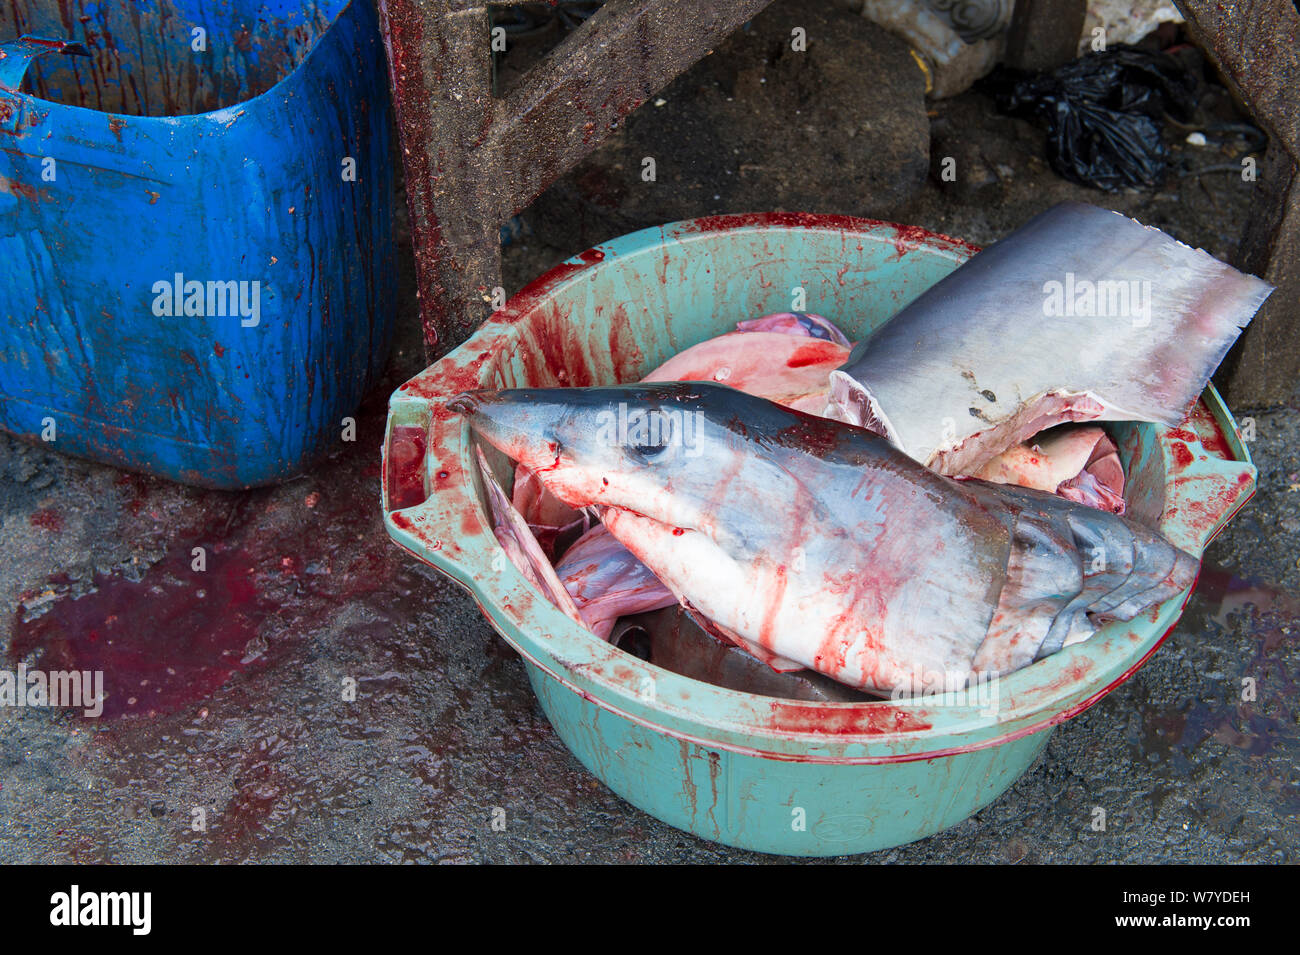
[610, 607, 877, 702]
[473, 447, 586, 627]
[451, 382, 1199, 694]
[829, 201, 1273, 475]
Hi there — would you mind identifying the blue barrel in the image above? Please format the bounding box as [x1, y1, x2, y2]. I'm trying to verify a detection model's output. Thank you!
[0, 1, 395, 487]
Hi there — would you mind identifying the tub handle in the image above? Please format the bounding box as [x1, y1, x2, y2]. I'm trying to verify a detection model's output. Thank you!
[385, 421, 431, 512]
[383, 384, 503, 587]
[0, 36, 91, 94]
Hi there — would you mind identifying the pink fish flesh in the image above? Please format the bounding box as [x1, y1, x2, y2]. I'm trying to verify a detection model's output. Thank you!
[511, 464, 594, 560]
[554, 524, 675, 639]
[971, 425, 1126, 514]
[643, 331, 848, 414]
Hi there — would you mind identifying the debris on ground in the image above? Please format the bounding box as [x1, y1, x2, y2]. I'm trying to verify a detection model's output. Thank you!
[984, 46, 1198, 191]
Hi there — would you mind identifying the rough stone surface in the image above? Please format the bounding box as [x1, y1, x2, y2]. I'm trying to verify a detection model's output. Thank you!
[1178, 0, 1300, 408]
[527, 0, 930, 253]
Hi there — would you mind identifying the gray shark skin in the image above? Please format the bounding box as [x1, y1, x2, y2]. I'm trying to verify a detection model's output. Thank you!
[829, 201, 1273, 476]
[451, 382, 1199, 695]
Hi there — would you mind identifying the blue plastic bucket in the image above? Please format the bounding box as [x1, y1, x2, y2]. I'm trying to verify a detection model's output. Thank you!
[0, 0, 395, 487]
[384, 213, 1257, 856]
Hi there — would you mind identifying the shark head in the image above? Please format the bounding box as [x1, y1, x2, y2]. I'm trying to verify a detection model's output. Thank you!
[449, 381, 860, 550]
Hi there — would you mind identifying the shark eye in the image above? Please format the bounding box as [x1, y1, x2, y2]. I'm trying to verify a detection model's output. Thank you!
[623, 409, 677, 460]
[629, 439, 667, 459]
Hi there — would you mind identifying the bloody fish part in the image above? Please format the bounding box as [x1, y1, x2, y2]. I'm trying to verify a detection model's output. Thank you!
[679, 600, 805, 672]
[828, 201, 1273, 476]
[554, 524, 676, 639]
[970, 425, 1126, 514]
[609, 607, 877, 702]
[547, 317, 848, 648]
[514, 314, 852, 548]
[643, 331, 849, 414]
[734, 311, 852, 346]
[451, 382, 1199, 695]
[511, 464, 594, 560]
[473, 446, 585, 627]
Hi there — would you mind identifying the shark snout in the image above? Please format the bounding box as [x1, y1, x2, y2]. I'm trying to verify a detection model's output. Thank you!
[448, 389, 567, 473]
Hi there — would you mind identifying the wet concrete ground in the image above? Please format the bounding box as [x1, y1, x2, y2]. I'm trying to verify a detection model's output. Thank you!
[2, 386, 1295, 863]
[1, 4, 1296, 862]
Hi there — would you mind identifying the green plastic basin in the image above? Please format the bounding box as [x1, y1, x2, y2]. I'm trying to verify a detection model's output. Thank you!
[382, 213, 1256, 856]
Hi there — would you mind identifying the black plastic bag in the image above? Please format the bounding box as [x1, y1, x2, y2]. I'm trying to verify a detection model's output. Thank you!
[985, 47, 1197, 191]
